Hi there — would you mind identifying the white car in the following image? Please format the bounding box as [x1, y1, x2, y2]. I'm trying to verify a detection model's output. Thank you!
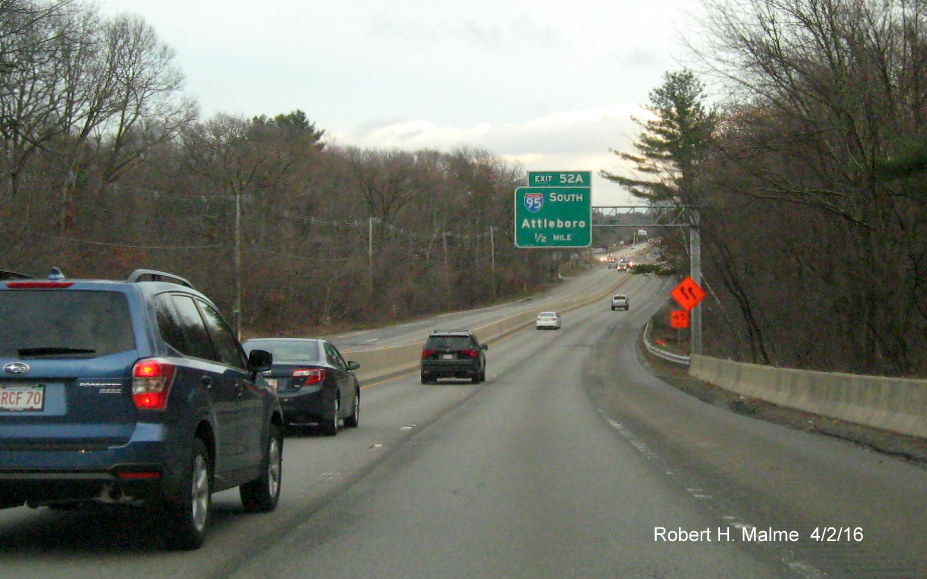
[536, 311, 562, 330]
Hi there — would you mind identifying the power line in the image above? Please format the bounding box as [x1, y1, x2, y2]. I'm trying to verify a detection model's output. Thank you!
[25, 231, 226, 250]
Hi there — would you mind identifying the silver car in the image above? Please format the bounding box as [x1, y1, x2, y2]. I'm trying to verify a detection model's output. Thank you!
[611, 295, 629, 311]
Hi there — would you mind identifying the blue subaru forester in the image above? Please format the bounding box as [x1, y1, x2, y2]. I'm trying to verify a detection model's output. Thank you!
[0, 268, 283, 549]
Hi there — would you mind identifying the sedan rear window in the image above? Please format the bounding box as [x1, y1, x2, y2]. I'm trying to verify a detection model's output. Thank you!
[0, 290, 135, 357]
[245, 339, 322, 363]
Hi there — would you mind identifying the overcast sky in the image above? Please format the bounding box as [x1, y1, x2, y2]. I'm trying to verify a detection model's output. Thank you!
[94, 0, 696, 205]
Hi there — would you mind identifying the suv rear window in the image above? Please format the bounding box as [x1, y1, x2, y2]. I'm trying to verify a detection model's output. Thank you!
[426, 336, 474, 350]
[0, 290, 135, 357]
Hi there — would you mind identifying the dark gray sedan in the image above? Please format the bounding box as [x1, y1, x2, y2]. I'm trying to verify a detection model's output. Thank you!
[243, 338, 360, 435]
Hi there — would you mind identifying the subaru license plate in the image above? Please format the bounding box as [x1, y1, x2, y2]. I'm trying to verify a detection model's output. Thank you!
[0, 384, 45, 412]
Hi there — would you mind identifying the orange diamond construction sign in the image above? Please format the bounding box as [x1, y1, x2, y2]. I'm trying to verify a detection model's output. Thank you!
[671, 277, 705, 311]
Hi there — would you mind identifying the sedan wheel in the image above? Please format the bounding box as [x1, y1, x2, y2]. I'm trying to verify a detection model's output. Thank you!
[343, 389, 360, 428]
[322, 397, 340, 436]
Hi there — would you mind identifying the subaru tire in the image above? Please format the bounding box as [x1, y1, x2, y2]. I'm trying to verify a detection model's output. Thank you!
[164, 437, 212, 550]
[240, 424, 283, 512]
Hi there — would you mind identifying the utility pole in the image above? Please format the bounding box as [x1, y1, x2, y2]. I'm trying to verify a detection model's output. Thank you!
[489, 226, 496, 299]
[442, 231, 448, 265]
[233, 187, 242, 339]
[367, 217, 374, 297]
[489, 226, 496, 272]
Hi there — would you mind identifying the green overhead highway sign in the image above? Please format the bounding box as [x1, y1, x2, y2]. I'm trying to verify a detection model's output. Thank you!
[528, 171, 591, 187]
[515, 181, 592, 248]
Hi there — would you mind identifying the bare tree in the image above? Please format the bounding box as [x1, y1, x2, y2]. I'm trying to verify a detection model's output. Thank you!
[690, 0, 927, 374]
[0, 0, 75, 198]
[344, 147, 419, 230]
[93, 15, 196, 183]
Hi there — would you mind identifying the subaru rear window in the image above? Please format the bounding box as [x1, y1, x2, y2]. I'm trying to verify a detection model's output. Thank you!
[0, 290, 135, 357]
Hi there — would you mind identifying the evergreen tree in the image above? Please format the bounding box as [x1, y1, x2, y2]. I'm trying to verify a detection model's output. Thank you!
[601, 69, 715, 205]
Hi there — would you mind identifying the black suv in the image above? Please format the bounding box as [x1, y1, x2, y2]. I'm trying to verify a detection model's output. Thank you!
[0, 268, 283, 550]
[420, 330, 488, 384]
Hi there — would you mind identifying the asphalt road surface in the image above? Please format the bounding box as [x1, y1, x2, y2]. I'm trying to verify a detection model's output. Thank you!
[0, 272, 923, 577]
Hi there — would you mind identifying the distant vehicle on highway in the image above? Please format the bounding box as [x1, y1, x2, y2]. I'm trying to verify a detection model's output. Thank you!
[536, 311, 562, 330]
[243, 338, 360, 436]
[0, 268, 282, 550]
[420, 330, 487, 384]
[611, 294, 630, 311]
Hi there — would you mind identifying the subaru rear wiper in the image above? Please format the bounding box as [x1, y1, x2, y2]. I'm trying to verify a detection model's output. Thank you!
[18, 346, 97, 357]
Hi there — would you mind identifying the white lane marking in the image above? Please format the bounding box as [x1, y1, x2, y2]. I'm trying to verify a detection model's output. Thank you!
[600, 410, 825, 578]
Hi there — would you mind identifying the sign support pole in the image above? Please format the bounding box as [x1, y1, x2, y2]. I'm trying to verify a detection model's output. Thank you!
[690, 207, 702, 356]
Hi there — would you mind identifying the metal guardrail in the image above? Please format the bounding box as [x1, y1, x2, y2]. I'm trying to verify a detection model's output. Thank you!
[643, 320, 691, 366]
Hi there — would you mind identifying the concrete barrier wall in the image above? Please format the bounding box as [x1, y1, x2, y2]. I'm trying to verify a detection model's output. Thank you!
[690, 355, 927, 439]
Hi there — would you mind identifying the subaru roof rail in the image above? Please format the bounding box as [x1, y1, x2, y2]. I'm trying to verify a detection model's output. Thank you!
[0, 269, 34, 280]
[127, 269, 194, 288]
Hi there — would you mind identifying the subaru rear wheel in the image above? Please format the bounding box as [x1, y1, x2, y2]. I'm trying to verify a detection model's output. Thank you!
[240, 423, 283, 512]
[164, 437, 211, 550]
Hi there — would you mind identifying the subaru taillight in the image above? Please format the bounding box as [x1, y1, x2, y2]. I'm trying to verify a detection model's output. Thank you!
[132, 358, 176, 410]
[293, 368, 325, 387]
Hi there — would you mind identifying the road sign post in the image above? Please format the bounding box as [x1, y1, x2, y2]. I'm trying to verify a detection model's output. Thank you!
[515, 171, 591, 248]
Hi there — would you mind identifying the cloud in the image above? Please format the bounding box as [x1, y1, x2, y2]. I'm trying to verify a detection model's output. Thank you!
[331, 103, 647, 204]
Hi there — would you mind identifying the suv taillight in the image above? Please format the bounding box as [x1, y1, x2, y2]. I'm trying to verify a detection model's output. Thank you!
[293, 368, 325, 387]
[132, 359, 176, 410]
[422, 349, 437, 359]
[462, 349, 478, 358]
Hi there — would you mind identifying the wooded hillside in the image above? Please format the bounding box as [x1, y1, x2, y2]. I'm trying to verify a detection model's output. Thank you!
[0, 1, 570, 335]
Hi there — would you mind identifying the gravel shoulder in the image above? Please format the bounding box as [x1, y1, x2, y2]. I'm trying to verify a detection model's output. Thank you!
[638, 341, 927, 468]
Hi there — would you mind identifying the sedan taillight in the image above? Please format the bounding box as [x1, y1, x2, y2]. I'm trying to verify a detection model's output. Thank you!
[293, 368, 325, 387]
